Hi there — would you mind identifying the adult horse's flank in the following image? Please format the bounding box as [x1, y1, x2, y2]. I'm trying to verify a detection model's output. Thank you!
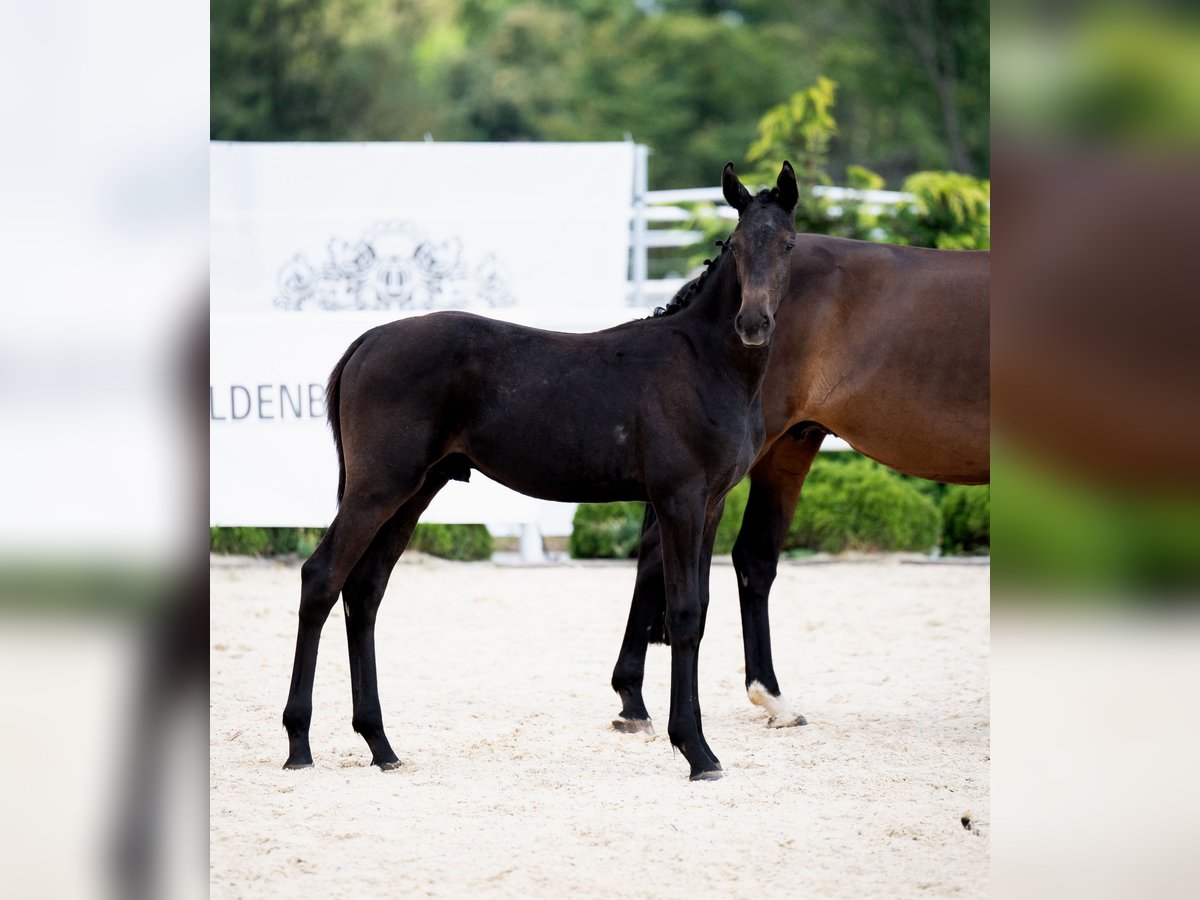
[282, 162, 799, 781]
[611, 231, 989, 734]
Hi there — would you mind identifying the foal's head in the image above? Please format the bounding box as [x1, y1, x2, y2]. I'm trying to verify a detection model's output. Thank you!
[722, 161, 799, 348]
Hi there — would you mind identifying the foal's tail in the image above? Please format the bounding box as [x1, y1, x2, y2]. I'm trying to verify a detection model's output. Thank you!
[326, 333, 369, 506]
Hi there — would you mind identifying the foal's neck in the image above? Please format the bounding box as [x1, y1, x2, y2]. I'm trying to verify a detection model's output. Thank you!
[679, 250, 771, 385]
[684, 249, 740, 324]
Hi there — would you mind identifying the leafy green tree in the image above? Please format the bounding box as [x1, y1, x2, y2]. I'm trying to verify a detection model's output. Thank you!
[831, 0, 989, 177]
[211, 0, 989, 188]
[747, 77, 837, 186]
[736, 78, 989, 247]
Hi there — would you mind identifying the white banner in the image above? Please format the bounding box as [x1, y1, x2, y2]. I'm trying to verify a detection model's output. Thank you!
[211, 142, 643, 534]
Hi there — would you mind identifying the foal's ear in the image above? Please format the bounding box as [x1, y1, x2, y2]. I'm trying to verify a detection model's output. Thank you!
[722, 162, 752, 213]
[776, 160, 799, 213]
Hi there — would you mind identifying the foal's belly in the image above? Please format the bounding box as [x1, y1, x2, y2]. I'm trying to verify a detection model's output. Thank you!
[472, 461, 648, 505]
[458, 404, 763, 506]
[459, 415, 650, 504]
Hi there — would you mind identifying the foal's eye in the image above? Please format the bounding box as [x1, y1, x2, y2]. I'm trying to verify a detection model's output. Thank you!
[784, 242, 795, 253]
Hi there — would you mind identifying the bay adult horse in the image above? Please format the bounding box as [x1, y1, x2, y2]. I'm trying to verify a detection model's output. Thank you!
[282, 162, 799, 781]
[611, 231, 989, 734]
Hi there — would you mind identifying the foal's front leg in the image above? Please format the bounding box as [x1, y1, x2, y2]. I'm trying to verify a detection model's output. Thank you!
[654, 489, 723, 781]
[689, 497, 725, 767]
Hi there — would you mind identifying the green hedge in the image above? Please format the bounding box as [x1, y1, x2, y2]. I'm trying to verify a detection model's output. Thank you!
[209, 523, 492, 561]
[209, 527, 326, 557]
[568, 501, 646, 559]
[407, 523, 493, 561]
[569, 455, 990, 559]
[941, 485, 991, 555]
[565, 485, 755, 559]
[787, 457, 941, 553]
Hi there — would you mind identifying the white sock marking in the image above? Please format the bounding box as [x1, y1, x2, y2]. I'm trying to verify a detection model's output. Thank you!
[747, 680, 804, 726]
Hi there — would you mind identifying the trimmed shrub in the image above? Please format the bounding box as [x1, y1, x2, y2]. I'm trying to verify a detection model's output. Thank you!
[787, 457, 942, 553]
[294, 528, 325, 557]
[210, 527, 272, 556]
[209, 527, 311, 556]
[257, 527, 324, 556]
[569, 502, 646, 559]
[408, 524, 493, 561]
[940, 485, 990, 555]
[210, 524, 491, 561]
[568, 486, 751, 559]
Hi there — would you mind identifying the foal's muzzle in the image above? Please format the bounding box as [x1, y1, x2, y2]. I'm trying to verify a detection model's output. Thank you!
[736, 311, 774, 348]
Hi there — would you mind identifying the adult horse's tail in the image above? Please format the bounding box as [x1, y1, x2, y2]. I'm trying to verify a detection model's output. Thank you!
[326, 334, 369, 506]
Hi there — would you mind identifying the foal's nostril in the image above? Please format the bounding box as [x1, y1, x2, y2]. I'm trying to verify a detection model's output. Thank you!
[736, 311, 772, 338]
[741, 313, 767, 330]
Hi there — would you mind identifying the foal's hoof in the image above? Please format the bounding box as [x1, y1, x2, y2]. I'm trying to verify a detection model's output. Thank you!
[282, 760, 313, 771]
[689, 767, 724, 782]
[376, 759, 403, 772]
[767, 713, 808, 728]
[612, 717, 655, 736]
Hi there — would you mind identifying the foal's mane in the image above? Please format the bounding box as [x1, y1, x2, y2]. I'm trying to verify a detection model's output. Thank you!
[650, 234, 733, 319]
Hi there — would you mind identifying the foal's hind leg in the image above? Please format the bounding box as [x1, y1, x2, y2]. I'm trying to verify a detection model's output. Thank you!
[341, 472, 451, 770]
[732, 432, 823, 728]
[611, 507, 663, 735]
[281, 486, 412, 769]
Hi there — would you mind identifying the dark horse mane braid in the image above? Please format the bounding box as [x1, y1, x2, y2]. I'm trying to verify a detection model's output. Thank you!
[651, 235, 734, 318]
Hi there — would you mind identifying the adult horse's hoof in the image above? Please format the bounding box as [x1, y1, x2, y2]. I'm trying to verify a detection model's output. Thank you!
[767, 713, 808, 728]
[282, 760, 313, 770]
[748, 682, 806, 728]
[376, 759, 403, 772]
[612, 717, 655, 736]
[689, 768, 724, 782]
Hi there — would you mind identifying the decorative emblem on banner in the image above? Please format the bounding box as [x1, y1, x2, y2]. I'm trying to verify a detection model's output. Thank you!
[274, 220, 515, 311]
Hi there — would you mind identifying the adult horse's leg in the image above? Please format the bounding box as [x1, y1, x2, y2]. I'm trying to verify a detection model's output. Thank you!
[281, 484, 411, 769]
[611, 506, 663, 734]
[731, 430, 823, 727]
[340, 472, 451, 770]
[654, 487, 722, 781]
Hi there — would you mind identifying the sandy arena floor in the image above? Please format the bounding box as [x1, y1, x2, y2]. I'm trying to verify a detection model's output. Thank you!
[210, 553, 989, 898]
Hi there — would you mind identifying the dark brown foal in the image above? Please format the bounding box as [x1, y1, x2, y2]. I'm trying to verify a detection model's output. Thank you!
[282, 162, 801, 780]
